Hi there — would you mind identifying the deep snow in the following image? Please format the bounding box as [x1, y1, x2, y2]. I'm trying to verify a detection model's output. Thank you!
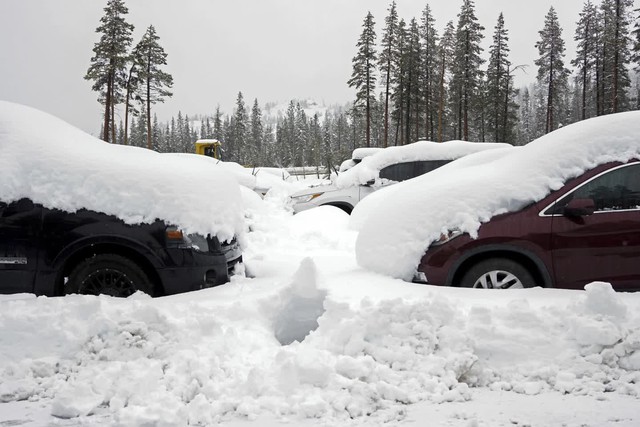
[1, 197, 639, 426]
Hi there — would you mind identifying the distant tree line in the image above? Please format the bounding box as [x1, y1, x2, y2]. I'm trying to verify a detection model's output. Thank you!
[348, 0, 640, 147]
[87, 0, 640, 169]
[116, 94, 361, 169]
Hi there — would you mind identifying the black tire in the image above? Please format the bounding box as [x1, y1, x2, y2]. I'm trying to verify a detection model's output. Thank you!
[460, 258, 536, 289]
[66, 254, 153, 297]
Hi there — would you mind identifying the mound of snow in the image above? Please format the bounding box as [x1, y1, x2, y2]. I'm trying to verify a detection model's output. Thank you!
[355, 112, 640, 280]
[0, 101, 244, 240]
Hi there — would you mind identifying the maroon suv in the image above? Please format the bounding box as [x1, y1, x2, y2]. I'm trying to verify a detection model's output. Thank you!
[416, 160, 640, 291]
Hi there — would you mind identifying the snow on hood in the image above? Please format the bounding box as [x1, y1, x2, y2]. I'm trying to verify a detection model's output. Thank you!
[0, 101, 244, 241]
[355, 112, 640, 280]
[336, 140, 510, 188]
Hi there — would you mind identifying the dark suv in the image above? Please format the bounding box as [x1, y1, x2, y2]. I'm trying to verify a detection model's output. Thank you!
[417, 160, 640, 291]
[0, 198, 242, 297]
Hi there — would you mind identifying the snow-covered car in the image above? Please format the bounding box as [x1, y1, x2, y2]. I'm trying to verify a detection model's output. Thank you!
[354, 111, 640, 290]
[290, 140, 510, 214]
[338, 147, 383, 172]
[0, 101, 245, 297]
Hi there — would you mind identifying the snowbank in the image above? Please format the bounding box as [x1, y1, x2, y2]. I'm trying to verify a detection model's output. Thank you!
[355, 112, 640, 280]
[0, 101, 244, 240]
[1, 280, 638, 425]
[336, 140, 510, 188]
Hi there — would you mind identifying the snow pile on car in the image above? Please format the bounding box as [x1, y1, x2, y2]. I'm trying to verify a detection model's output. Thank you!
[354, 112, 640, 280]
[335, 140, 510, 188]
[0, 101, 244, 240]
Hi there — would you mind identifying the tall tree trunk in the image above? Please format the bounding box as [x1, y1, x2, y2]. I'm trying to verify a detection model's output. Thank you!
[103, 71, 113, 142]
[383, 54, 391, 148]
[146, 52, 152, 150]
[111, 99, 116, 144]
[612, 0, 621, 113]
[123, 64, 135, 145]
[438, 59, 445, 142]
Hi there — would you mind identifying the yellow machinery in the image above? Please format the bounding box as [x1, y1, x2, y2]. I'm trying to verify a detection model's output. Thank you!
[195, 139, 222, 160]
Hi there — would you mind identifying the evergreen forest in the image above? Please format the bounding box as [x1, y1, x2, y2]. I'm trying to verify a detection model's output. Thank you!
[87, 0, 640, 169]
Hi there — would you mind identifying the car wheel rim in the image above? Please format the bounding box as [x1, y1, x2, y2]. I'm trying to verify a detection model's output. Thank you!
[473, 270, 524, 289]
[79, 268, 137, 297]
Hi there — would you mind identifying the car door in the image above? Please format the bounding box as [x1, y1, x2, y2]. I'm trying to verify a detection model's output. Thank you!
[0, 199, 41, 293]
[548, 163, 640, 290]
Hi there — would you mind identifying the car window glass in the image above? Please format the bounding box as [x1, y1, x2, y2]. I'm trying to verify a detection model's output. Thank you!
[379, 162, 416, 182]
[379, 160, 451, 182]
[549, 164, 640, 214]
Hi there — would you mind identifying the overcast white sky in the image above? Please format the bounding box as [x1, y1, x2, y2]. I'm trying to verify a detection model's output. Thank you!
[1, 0, 634, 135]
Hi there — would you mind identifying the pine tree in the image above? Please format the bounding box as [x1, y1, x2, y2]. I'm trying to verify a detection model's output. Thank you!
[451, 0, 485, 141]
[232, 92, 248, 164]
[420, 4, 439, 141]
[437, 21, 456, 141]
[572, 1, 599, 120]
[85, 0, 134, 143]
[378, 1, 400, 148]
[213, 106, 223, 140]
[133, 25, 174, 150]
[486, 13, 515, 142]
[295, 103, 309, 166]
[249, 98, 263, 166]
[403, 18, 422, 144]
[348, 11, 377, 147]
[600, 0, 634, 113]
[391, 19, 408, 146]
[535, 7, 569, 134]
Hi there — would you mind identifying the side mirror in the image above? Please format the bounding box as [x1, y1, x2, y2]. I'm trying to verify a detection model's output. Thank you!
[563, 198, 595, 217]
[364, 179, 376, 186]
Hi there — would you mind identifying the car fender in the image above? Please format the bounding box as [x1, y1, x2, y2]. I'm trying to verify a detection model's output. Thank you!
[446, 243, 553, 287]
[51, 234, 164, 272]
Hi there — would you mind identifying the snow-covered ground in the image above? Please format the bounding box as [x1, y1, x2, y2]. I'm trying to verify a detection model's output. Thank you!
[1, 191, 639, 426]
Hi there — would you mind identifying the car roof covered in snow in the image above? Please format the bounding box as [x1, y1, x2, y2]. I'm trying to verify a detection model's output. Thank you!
[336, 140, 511, 188]
[0, 101, 244, 241]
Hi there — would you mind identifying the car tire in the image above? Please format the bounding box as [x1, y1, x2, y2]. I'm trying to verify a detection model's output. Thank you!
[66, 254, 153, 297]
[460, 258, 536, 289]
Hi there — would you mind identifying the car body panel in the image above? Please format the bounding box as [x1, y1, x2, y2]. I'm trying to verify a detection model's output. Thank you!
[417, 160, 640, 291]
[1, 199, 239, 297]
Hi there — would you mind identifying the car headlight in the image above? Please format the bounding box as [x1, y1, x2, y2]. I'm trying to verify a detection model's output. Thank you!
[165, 226, 208, 252]
[431, 229, 463, 246]
[291, 193, 323, 203]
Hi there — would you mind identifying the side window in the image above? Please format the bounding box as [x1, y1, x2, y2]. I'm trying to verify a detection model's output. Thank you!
[379, 162, 416, 182]
[379, 160, 452, 182]
[550, 164, 640, 214]
[415, 160, 451, 176]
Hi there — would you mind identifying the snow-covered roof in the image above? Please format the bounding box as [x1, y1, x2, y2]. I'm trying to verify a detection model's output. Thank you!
[351, 147, 383, 160]
[336, 140, 510, 188]
[354, 112, 640, 280]
[0, 101, 244, 241]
